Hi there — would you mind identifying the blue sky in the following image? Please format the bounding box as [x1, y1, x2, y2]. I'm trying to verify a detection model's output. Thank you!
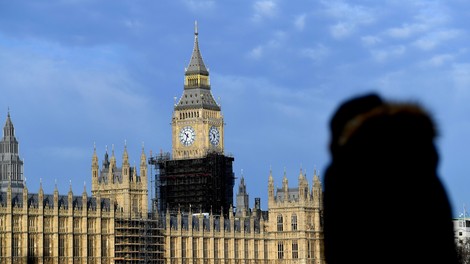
[1, 0, 469, 215]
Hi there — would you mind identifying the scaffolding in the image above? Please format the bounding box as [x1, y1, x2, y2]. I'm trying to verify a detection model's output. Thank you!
[114, 216, 164, 264]
[149, 152, 235, 216]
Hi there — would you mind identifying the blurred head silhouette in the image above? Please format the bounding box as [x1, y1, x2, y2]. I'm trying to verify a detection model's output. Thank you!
[323, 93, 458, 264]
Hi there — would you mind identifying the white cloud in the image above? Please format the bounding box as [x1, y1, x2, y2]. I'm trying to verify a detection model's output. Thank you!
[249, 46, 263, 59]
[247, 31, 286, 59]
[387, 23, 427, 39]
[182, 0, 215, 11]
[252, 1, 278, 21]
[452, 63, 470, 98]
[361, 35, 381, 46]
[0, 42, 148, 127]
[371, 45, 406, 63]
[413, 29, 461, 51]
[330, 22, 355, 39]
[421, 54, 454, 67]
[294, 14, 306, 31]
[300, 44, 330, 64]
[322, 1, 376, 39]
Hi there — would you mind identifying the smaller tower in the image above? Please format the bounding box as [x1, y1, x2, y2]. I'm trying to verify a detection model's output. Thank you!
[0, 111, 24, 193]
[235, 172, 249, 217]
[268, 169, 275, 206]
[91, 143, 99, 192]
[298, 168, 309, 202]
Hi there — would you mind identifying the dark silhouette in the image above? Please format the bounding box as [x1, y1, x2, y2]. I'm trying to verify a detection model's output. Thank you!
[323, 93, 459, 264]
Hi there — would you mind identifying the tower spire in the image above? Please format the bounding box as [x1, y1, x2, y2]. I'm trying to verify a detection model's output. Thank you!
[185, 20, 208, 76]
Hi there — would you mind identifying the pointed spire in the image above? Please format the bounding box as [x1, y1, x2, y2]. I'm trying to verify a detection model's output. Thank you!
[299, 167, 305, 180]
[103, 145, 110, 168]
[282, 169, 288, 191]
[268, 167, 274, 184]
[110, 144, 116, 167]
[141, 143, 147, 163]
[3, 109, 15, 138]
[123, 140, 129, 165]
[92, 142, 98, 165]
[185, 20, 209, 76]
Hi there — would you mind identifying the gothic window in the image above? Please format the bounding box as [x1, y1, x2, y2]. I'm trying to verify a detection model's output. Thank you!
[292, 240, 299, 259]
[59, 217, 66, 233]
[59, 235, 66, 257]
[170, 237, 176, 258]
[73, 218, 80, 232]
[277, 214, 283, 231]
[244, 240, 249, 259]
[264, 241, 268, 260]
[13, 216, 20, 232]
[291, 214, 298, 231]
[213, 238, 219, 260]
[234, 239, 239, 259]
[44, 234, 52, 257]
[203, 238, 208, 259]
[224, 239, 229, 259]
[277, 242, 284, 259]
[87, 219, 95, 233]
[13, 234, 20, 257]
[182, 237, 187, 259]
[102, 236, 109, 257]
[28, 235, 37, 258]
[73, 235, 80, 257]
[193, 238, 198, 258]
[87, 236, 94, 256]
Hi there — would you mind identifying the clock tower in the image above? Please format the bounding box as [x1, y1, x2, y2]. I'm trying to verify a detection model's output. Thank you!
[151, 22, 234, 216]
[172, 21, 224, 159]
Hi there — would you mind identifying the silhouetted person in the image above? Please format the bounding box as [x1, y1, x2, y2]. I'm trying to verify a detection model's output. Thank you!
[323, 93, 459, 264]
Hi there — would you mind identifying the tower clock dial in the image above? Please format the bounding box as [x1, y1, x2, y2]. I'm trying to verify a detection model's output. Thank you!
[209, 126, 220, 146]
[179, 126, 196, 146]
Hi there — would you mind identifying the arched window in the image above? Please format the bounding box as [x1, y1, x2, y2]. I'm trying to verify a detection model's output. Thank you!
[291, 214, 298, 231]
[277, 214, 283, 231]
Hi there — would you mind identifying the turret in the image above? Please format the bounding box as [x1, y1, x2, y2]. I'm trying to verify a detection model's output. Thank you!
[92, 143, 99, 192]
[122, 142, 130, 183]
[68, 181, 73, 212]
[282, 170, 289, 195]
[268, 169, 275, 205]
[0, 111, 24, 193]
[140, 145, 149, 218]
[54, 180, 59, 211]
[298, 168, 309, 202]
[313, 169, 322, 208]
[82, 182, 88, 212]
[235, 171, 249, 217]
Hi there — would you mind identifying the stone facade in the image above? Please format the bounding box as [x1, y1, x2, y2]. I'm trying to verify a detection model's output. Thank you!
[0, 113, 163, 264]
[163, 169, 325, 264]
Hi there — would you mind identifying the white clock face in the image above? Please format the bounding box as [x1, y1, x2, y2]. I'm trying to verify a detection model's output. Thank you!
[209, 126, 220, 146]
[179, 126, 196, 146]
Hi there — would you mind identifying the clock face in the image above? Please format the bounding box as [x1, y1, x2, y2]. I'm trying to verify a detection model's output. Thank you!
[209, 126, 220, 146]
[179, 126, 196, 146]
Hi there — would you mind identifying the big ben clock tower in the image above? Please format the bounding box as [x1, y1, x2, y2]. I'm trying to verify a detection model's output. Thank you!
[172, 21, 224, 159]
[151, 22, 235, 216]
